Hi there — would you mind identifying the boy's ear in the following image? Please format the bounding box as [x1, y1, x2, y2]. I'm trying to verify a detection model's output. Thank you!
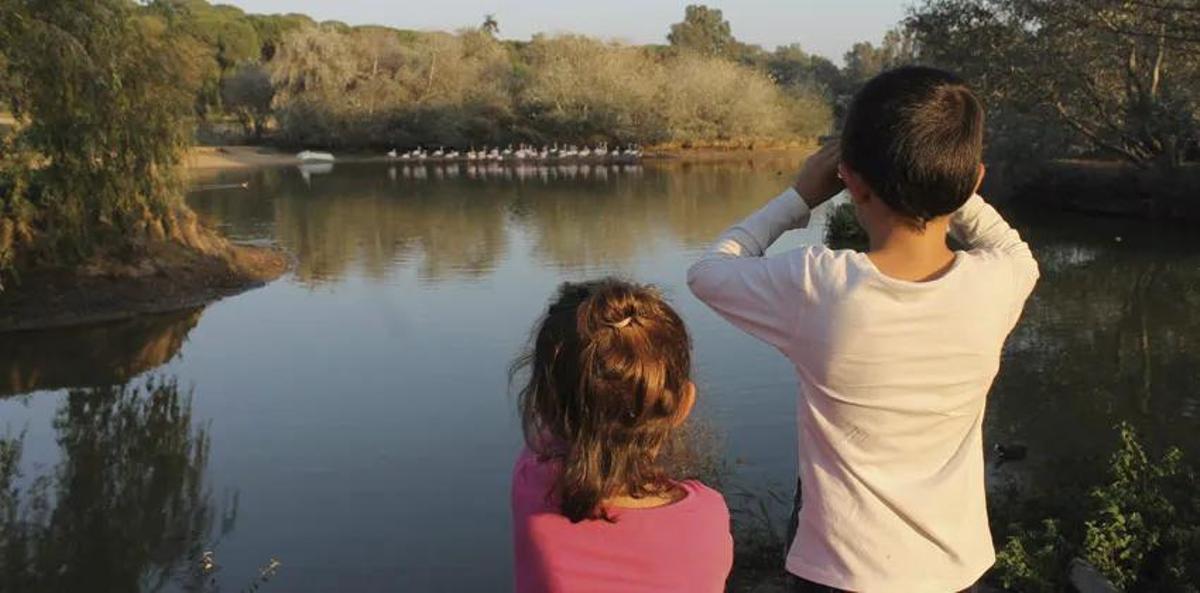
[839, 163, 870, 204]
[973, 163, 986, 195]
[673, 382, 696, 427]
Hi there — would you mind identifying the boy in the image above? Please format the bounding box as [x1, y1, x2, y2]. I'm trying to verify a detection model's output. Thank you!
[688, 67, 1039, 592]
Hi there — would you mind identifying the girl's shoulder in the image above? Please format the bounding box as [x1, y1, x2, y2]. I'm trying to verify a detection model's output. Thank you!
[674, 479, 731, 516]
[512, 447, 560, 504]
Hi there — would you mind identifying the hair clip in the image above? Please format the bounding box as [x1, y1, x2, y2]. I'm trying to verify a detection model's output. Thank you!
[609, 317, 634, 329]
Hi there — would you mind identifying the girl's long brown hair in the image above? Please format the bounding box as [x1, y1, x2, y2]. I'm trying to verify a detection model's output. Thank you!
[511, 278, 693, 523]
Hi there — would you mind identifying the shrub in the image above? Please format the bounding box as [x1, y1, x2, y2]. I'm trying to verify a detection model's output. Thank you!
[823, 202, 868, 250]
[991, 423, 1200, 592]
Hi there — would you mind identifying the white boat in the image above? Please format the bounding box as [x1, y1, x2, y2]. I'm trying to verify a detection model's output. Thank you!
[296, 150, 335, 162]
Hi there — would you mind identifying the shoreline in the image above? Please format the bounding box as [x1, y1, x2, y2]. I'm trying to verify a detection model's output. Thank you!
[0, 239, 290, 335]
[189, 145, 1199, 221]
[184, 144, 816, 170]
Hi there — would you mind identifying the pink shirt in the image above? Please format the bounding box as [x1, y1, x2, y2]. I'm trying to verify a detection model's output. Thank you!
[511, 447, 733, 593]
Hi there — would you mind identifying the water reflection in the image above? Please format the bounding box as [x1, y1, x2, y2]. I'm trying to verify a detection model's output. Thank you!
[297, 163, 334, 185]
[187, 165, 1200, 469]
[989, 225, 1200, 489]
[0, 308, 203, 398]
[514, 162, 798, 268]
[0, 378, 223, 593]
[190, 160, 802, 284]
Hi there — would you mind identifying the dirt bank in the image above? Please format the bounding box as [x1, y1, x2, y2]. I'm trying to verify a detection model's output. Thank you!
[0, 219, 288, 333]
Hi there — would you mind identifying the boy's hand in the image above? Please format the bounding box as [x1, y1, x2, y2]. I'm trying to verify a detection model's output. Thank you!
[793, 140, 844, 209]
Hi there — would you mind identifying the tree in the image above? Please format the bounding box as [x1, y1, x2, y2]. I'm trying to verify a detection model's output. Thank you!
[143, 0, 262, 117]
[767, 44, 841, 94]
[222, 63, 274, 139]
[0, 0, 205, 272]
[270, 26, 515, 147]
[668, 5, 737, 58]
[482, 14, 499, 37]
[519, 35, 666, 143]
[0, 52, 10, 117]
[248, 13, 317, 61]
[910, 0, 1200, 166]
[842, 29, 916, 86]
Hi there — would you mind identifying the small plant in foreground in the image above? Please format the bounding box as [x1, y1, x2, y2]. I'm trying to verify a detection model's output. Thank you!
[992, 422, 1200, 592]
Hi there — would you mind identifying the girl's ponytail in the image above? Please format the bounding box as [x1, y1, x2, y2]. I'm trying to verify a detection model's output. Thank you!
[512, 278, 692, 522]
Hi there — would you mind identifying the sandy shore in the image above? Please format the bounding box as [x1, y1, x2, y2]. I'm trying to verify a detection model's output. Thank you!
[186, 145, 302, 169]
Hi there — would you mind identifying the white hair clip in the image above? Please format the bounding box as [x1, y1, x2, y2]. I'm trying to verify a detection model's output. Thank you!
[609, 317, 634, 329]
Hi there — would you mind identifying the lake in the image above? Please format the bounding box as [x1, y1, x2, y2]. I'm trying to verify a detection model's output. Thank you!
[2, 160, 1198, 592]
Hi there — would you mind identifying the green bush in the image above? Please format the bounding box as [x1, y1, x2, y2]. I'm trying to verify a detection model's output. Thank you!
[0, 0, 205, 275]
[992, 423, 1200, 592]
[823, 202, 868, 250]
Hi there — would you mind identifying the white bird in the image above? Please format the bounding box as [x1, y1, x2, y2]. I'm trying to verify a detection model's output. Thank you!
[387, 149, 398, 159]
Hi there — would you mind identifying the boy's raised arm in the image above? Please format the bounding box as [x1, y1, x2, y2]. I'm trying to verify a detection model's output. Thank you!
[687, 143, 843, 350]
[686, 187, 813, 350]
[949, 194, 1041, 304]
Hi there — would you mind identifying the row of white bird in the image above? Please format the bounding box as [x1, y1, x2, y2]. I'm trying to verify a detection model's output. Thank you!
[387, 163, 644, 182]
[385, 143, 643, 161]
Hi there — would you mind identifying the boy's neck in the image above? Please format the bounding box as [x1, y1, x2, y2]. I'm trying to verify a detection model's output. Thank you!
[866, 218, 957, 282]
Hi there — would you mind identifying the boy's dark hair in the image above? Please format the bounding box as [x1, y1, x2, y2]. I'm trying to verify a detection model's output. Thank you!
[841, 66, 984, 227]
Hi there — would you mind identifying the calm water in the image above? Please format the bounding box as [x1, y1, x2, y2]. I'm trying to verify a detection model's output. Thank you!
[2, 161, 1198, 592]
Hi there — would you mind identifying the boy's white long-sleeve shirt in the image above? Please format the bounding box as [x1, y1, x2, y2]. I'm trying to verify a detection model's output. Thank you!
[688, 189, 1039, 593]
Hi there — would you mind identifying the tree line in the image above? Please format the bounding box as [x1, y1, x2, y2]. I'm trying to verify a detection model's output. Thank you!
[147, 1, 859, 149]
[126, 0, 1200, 166]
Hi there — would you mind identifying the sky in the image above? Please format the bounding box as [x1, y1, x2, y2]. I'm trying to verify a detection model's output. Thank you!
[218, 0, 910, 62]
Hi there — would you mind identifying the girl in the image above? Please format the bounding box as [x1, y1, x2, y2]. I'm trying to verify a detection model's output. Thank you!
[510, 278, 732, 593]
